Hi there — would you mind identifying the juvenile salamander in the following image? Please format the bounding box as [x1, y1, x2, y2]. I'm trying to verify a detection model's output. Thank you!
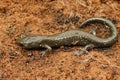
[16, 18, 118, 56]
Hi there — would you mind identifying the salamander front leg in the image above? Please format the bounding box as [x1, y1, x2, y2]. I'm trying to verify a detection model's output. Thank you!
[74, 44, 95, 56]
[40, 44, 52, 56]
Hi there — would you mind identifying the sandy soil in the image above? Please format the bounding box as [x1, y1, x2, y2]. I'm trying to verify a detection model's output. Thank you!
[0, 0, 120, 80]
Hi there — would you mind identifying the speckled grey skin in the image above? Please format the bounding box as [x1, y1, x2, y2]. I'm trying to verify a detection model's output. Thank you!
[16, 18, 118, 55]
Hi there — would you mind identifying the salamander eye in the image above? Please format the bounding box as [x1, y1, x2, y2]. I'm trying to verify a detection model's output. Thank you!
[22, 43, 29, 47]
[20, 34, 27, 39]
[18, 41, 28, 47]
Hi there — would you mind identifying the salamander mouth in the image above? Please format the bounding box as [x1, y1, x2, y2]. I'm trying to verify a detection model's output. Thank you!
[19, 43, 24, 47]
[16, 43, 25, 48]
[16, 41, 25, 48]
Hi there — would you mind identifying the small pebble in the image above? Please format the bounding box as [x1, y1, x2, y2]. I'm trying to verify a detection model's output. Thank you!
[0, 73, 3, 78]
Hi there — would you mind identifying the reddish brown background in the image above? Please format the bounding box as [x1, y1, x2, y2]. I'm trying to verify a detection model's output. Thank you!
[0, 0, 120, 80]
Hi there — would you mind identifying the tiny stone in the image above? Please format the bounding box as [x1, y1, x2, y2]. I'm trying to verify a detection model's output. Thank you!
[0, 73, 3, 78]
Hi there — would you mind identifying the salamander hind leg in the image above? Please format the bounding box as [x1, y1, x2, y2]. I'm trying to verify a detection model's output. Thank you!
[89, 27, 97, 36]
[40, 44, 52, 57]
[74, 44, 95, 56]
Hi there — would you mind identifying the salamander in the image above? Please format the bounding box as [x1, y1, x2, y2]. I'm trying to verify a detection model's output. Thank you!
[16, 18, 118, 56]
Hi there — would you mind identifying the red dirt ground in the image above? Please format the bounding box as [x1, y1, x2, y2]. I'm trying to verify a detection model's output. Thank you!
[0, 0, 120, 80]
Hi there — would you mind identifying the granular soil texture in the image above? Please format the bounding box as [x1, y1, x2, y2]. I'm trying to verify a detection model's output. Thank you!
[0, 0, 120, 80]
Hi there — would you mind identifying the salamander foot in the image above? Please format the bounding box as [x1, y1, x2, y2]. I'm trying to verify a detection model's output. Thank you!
[89, 27, 97, 36]
[74, 44, 95, 56]
[40, 44, 52, 57]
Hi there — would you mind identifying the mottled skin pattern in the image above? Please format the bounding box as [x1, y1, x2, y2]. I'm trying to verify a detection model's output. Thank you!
[16, 18, 118, 56]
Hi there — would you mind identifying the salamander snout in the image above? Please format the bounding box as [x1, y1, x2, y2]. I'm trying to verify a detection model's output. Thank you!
[16, 40, 29, 48]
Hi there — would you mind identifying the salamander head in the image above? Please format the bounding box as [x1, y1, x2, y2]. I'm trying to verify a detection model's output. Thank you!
[16, 34, 45, 49]
[16, 35, 30, 48]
